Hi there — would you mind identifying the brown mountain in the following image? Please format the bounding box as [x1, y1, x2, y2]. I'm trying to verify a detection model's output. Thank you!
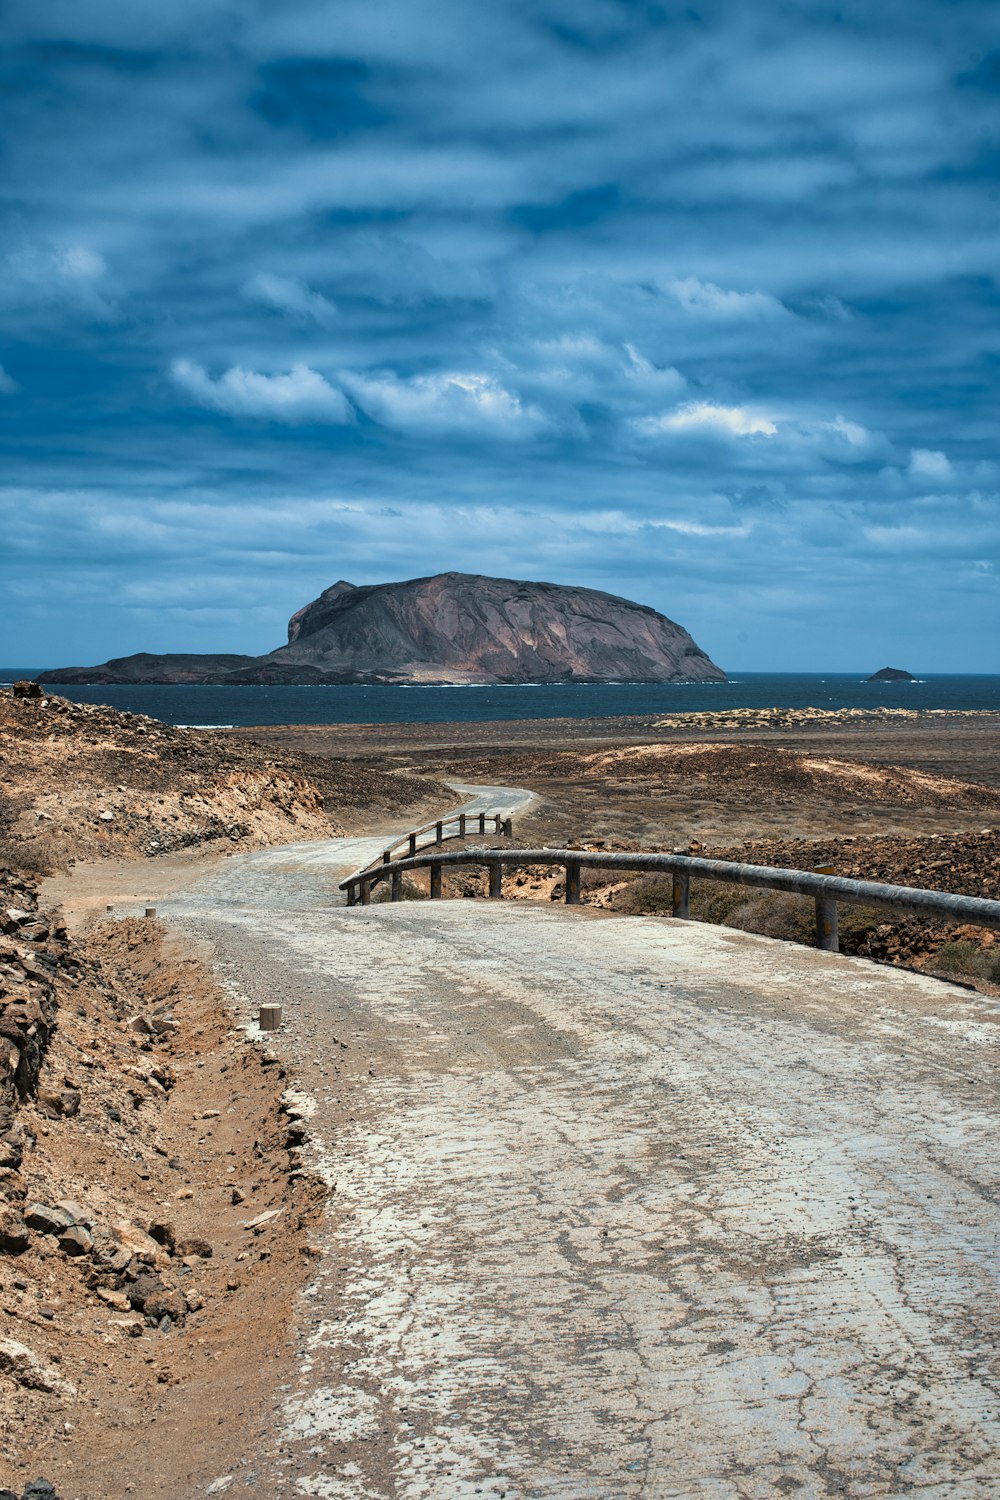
[40, 572, 725, 685]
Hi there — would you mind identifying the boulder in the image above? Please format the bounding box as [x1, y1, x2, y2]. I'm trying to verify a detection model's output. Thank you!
[0, 1207, 30, 1254]
[24, 1203, 74, 1236]
[0, 1338, 75, 1397]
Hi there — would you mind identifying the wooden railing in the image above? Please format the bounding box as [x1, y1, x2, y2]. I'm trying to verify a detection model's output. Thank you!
[341, 845, 1000, 954]
[364, 810, 514, 878]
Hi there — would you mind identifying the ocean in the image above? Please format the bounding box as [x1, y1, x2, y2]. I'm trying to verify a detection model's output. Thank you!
[2, 672, 1000, 727]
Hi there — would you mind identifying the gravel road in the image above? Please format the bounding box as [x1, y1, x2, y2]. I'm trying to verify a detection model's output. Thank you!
[159, 786, 1000, 1500]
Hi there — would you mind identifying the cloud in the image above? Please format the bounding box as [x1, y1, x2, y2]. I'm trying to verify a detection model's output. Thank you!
[2, 241, 116, 320]
[343, 370, 547, 437]
[0, 365, 19, 394]
[667, 277, 790, 321]
[635, 402, 778, 439]
[169, 360, 354, 424]
[242, 272, 337, 325]
[3, 0, 1000, 671]
[909, 447, 952, 480]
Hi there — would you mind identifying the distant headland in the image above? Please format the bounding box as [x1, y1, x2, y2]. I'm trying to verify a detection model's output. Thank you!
[39, 572, 726, 687]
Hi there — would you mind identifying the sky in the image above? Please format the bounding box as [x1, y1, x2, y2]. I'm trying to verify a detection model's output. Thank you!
[2, 0, 998, 671]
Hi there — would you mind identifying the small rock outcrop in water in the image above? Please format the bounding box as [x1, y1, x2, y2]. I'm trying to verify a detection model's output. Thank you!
[40, 573, 726, 685]
[867, 667, 917, 682]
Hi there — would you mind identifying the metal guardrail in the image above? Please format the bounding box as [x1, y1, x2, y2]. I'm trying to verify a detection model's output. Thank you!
[341, 845, 1000, 954]
[365, 809, 514, 876]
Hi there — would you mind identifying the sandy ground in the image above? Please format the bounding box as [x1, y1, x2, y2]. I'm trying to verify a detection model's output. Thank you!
[235, 713, 1000, 851]
[143, 832, 1000, 1499]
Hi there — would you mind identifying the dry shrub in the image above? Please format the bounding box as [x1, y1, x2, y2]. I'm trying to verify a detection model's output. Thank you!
[371, 875, 428, 903]
[613, 874, 675, 915]
[931, 940, 1000, 983]
[612, 874, 897, 954]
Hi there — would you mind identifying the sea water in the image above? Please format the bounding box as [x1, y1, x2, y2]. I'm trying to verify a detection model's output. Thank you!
[2, 672, 1000, 727]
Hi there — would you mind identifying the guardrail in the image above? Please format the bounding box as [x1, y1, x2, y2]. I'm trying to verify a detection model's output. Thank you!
[341, 845, 1000, 954]
[367, 809, 514, 875]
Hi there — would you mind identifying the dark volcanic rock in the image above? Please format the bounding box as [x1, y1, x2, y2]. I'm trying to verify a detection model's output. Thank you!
[867, 666, 917, 682]
[40, 573, 725, 686]
[40, 652, 256, 686]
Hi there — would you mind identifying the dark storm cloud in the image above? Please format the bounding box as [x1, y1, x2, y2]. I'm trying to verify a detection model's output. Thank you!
[1, 0, 997, 668]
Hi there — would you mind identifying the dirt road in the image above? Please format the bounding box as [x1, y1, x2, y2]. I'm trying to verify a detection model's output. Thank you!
[153, 789, 1000, 1500]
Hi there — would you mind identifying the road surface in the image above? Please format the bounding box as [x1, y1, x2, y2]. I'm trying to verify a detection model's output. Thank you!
[158, 786, 1000, 1499]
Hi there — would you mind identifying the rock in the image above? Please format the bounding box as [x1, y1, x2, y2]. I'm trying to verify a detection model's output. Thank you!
[96, 1287, 131, 1311]
[98, 810, 115, 822]
[24, 1203, 74, 1236]
[147, 1220, 176, 1251]
[0, 1132, 23, 1171]
[36, 1088, 80, 1119]
[57, 1225, 93, 1257]
[242, 1208, 282, 1231]
[90, 1229, 132, 1274]
[11, 680, 43, 699]
[867, 666, 916, 682]
[230, 1186, 245, 1205]
[183, 1286, 204, 1312]
[0, 1207, 30, 1254]
[128, 1273, 185, 1323]
[54, 1200, 92, 1226]
[110, 1219, 164, 1266]
[23, 1481, 60, 1500]
[175, 1235, 213, 1258]
[40, 573, 727, 686]
[0, 1338, 76, 1397]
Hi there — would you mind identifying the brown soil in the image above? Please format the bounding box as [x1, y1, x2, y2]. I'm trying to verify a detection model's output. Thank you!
[4, 696, 1000, 1494]
[311, 711, 1000, 994]
[1, 888, 324, 1499]
[0, 690, 443, 875]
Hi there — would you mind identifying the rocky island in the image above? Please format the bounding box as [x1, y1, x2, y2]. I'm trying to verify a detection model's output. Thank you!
[867, 666, 917, 682]
[40, 572, 726, 686]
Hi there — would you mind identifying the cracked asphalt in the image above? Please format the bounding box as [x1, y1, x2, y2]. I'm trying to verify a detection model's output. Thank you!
[158, 787, 1000, 1499]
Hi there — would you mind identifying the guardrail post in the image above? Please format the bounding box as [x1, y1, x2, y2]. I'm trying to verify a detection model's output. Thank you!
[435, 820, 444, 845]
[459, 813, 467, 837]
[359, 879, 371, 906]
[408, 832, 417, 857]
[502, 817, 513, 837]
[565, 859, 581, 905]
[815, 896, 839, 952]
[430, 864, 442, 899]
[391, 870, 403, 902]
[672, 873, 690, 919]
[494, 814, 501, 834]
[479, 813, 486, 834]
[347, 886, 357, 907]
[382, 850, 391, 865]
[488, 860, 502, 899]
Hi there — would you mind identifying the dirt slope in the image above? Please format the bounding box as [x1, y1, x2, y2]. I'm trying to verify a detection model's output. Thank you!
[0, 689, 440, 872]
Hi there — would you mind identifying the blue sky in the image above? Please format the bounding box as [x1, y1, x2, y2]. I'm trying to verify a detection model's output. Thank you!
[2, 0, 998, 670]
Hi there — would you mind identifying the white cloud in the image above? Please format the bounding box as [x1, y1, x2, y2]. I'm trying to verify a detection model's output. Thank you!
[0, 365, 18, 394]
[3, 241, 115, 318]
[622, 344, 686, 397]
[506, 336, 684, 414]
[344, 369, 546, 437]
[57, 245, 107, 281]
[667, 277, 789, 321]
[170, 360, 354, 424]
[243, 272, 337, 325]
[909, 447, 952, 479]
[635, 401, 778, 438]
